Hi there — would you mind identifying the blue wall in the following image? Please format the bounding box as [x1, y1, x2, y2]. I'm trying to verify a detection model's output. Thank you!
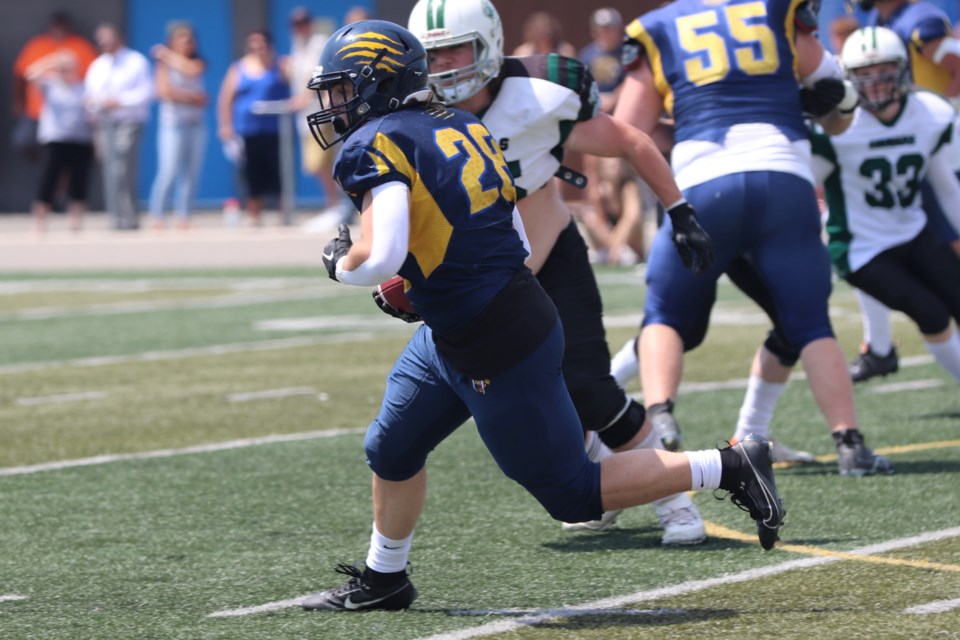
[127, 0, 374, 210]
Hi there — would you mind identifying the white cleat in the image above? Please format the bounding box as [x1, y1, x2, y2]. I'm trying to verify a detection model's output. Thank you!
[652, 492, 706, 546]
[561, 508, 624, 532]
[770, 438, 816, 464]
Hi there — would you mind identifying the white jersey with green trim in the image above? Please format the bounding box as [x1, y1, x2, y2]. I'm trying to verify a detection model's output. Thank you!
[479, 54, 599, 199]
[811, 91, 956, 275]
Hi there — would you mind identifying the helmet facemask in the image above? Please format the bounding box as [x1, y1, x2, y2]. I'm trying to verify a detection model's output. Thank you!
[848, 62, 908, 111]
[306, 71, 371, 149]
[423, 33, 497, 104]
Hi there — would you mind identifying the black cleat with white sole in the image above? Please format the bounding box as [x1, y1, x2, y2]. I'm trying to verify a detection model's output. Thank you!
[721, 434, 785, 550]
[302, 563, 416, 611]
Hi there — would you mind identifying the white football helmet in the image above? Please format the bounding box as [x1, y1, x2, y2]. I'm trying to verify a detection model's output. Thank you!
[841, 26, 909, 111]
[407, 0, 504, 104]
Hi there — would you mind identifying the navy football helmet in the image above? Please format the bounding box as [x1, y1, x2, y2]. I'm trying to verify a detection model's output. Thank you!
[306, 20, 431, 149]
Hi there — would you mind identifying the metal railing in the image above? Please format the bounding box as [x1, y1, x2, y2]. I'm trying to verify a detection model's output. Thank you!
[251, 99, 297, 226]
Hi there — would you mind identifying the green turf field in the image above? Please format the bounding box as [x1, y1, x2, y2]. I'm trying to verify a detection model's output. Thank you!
[1, 265, 958, 640]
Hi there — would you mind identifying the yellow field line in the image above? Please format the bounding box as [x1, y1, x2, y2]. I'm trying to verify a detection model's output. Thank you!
[774, 438, 960, 468]
[705, 521, 960, 573]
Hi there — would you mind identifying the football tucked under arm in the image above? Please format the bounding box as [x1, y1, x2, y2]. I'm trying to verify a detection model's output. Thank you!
[373, 275, 421, 323]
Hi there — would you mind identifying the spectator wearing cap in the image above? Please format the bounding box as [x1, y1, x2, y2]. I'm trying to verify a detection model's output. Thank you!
[578, 8, 625, 113]
[577, 8, 647, 265]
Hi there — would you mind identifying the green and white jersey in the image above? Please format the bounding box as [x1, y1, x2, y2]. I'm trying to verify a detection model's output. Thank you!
[481, 54, 600, 199]
[811, 91, 956, 277]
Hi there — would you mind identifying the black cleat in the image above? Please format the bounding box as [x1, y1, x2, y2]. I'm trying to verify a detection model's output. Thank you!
[850, 345, 899, 383]
[650, 400, 682, 451]
[834, 430, 894, 477]
[721, 435, 785, 550]
[302, 563, 417, 611]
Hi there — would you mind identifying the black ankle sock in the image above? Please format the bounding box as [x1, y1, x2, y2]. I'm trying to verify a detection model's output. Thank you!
[717, 446, 742, 492]
[832, 429, 863, 447]
[364, 567, 407, 586]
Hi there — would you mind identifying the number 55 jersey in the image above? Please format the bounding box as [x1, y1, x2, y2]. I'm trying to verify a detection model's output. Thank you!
[811, 90, 956, 277]
[625, 0, 814, 190]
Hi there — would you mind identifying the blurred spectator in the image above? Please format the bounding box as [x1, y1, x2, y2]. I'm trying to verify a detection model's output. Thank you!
[148, 21, 208, 231]
[512, 11, 576, 57]
[84, 23, 153, 231]
[217, 30, 291, 228]
[343, 6, 372, 27]
[12, 11, 97, 162]
[286, 6, 342, 229]
[300, 6, 372, 233]
[578, 7, 625, 112]
[576, 8, 647, 264]
[26, 50, 93, 234]
[829, 15, 860, 54]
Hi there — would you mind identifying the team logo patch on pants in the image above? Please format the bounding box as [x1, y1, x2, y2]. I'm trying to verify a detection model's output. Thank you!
[472, 378, 491, 395]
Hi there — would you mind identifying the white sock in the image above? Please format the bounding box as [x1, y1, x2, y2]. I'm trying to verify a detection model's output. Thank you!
[686, 449, 722, 491]
[365, 524, 413, 574]
[855, 289, 893, 355]
[635, 419, 663, 451]
[733, 374, 786, 442]
[610, 336, 639, 388]
[925, 330, 960, 382]
[585, 431, 615, 462]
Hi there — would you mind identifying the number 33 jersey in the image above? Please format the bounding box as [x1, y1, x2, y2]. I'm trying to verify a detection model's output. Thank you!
[625, 0, 813, 190]
[811, 91, 955, 277]
[334, 103, 527, 334]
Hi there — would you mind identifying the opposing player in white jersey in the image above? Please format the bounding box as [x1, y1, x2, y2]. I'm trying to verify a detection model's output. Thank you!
[406, 0, 715, 543]
[843, 0, 960, 383]
[813, 26, 960, 385]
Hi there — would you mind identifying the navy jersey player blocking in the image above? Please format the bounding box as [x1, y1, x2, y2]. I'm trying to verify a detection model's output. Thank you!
[302, 20, 784, 612]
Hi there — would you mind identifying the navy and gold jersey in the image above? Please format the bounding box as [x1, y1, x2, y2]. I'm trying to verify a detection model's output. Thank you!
[625, 0, 808, 144]
[335, 103, 527, 334]
[867, 1, 953, 96]
[481, 54, 600, 198]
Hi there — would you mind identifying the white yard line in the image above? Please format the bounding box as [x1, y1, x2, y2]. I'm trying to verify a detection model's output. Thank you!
[226, 387, 321, 402]
[868, 379, 945, 394]
[204, 527, 960, 625]
[15, 391, 109, 406]
[904, 598, 960, 615]
[0, 595, 28, 603]
[0, 335, 371, 376]
[0, 428, 364, 477]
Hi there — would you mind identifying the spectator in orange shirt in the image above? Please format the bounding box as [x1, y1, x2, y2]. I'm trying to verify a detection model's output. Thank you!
[12, 11, 97, 161]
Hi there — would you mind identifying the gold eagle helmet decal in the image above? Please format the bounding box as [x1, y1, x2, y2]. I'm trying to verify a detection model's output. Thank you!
[337, 31, 405, 73]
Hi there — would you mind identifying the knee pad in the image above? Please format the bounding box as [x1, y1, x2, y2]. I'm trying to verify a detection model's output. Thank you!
[764, 329, 801, 367]
[596, 399, 646, 449]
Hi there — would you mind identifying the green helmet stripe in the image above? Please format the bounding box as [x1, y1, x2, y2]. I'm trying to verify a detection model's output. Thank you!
[426, 0, 446, 30]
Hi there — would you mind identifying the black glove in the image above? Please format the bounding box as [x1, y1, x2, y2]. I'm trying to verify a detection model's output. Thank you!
[667, 200, 714, 275]
[799, 77, 847, 117]
[322, 223, 353, 281]
[373, 288, 422, 323]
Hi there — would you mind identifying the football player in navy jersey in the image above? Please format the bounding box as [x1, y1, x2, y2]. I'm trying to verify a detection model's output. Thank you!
[407, 0, 713, 543]
[844, 0, 960, 382]
[613, 0, 892, 477]
[300, 19, 784, 612]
